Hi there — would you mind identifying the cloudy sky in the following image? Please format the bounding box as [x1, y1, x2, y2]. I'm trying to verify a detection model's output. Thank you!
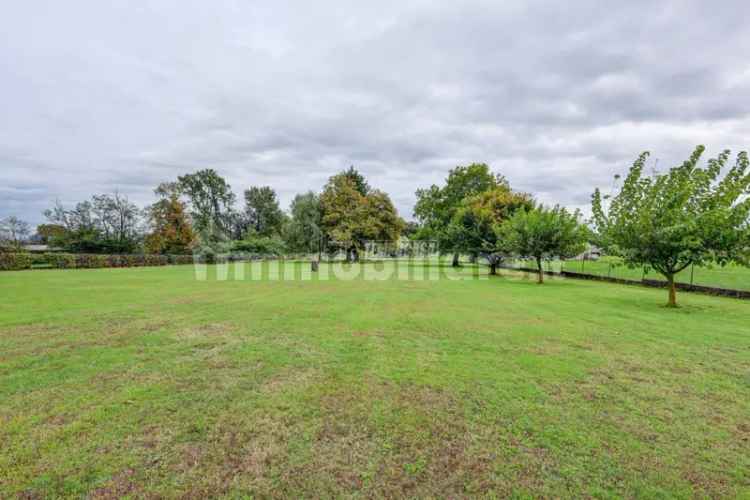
[2, 1, 750, 226]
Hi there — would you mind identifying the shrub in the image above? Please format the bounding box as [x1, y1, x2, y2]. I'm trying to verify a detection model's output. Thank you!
[168, 254, 194, 265]
[0, 253, 32, 271]
[106, 255, 126, 268]
[144, 254, 168, 266]
[45, 253, 76, 269]
[26, 252, 190, 271]
[30, 253, 49, 266]
[75, 254, 109, 268]
[231, 236, 286, 257]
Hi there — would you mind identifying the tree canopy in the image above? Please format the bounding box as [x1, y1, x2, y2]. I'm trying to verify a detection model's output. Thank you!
[43, 194, 142, 253]
[448, 186, 534, 274]
[177, 169, 236, 241]
[242, 186, 285, 238]
[414, 163, 504, 265]
[320, 170, 404, 261]
[145, 188, 196, 255]
[592, 146, 750, 306]
[284, 192, 323, 255]
[499, 206, 589, 283]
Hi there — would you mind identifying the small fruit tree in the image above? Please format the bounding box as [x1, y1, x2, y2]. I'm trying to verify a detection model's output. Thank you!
[592, 146, 750, 307]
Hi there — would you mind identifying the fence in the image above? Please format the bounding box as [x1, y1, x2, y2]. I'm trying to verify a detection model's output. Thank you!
[503, 259, 750, 299]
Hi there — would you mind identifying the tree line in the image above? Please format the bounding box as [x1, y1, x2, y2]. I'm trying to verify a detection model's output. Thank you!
[2, 166, 407, 262]
[2, 146, 749, 306]
[413, 148, 750, 306]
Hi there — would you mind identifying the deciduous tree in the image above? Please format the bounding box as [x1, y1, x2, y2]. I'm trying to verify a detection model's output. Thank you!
[284, 192, 323, 255]
[0, 216, 31, 249]
[449, 187, 534, 275]
[592, 146, 750, 306]
[145, 187, 196, 255]
[414, 163, 502, 266]
[499, 206, 588, 283]
[242, 186, 284, 237]
[320, 170, 404, 261]
[177, 169, 236, 241]
[35, 224, 67, 245]
[43, 195, 143, 253]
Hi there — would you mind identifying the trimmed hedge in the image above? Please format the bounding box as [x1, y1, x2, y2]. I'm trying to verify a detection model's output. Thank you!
[29, 253, 193, 271]
[0, 253, 194, 271]
[0, 253, 33, 271]
[168, 255, 195, 265]
[44, 253, 76, 269]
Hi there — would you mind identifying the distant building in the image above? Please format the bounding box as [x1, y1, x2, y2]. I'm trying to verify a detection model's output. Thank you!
[22, 244, 51, 252]
[574, 245, 601, 261]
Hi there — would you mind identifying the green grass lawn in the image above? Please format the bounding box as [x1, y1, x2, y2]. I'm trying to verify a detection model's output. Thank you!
[1, 263, 749, 497]
[511, 258, 750, 291]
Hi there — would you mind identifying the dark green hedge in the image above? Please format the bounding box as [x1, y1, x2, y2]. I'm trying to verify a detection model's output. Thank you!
[0, 253, 33, 271]
[0, 253, 195, 271]
[44, 253, 76, 269]
[36, 253, 194, 270]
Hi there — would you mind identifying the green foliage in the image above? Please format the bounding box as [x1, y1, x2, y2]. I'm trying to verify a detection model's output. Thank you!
[592, 146, 750, 305]
[500, 206, 589, 283]
[35, 224, 67, 245]
[320, 170, 404, 260]
[177, 169, 236, 240]
[448, 187, 534, 272]
[0, 253, 32, 271]
[402, 221, 420, 238]
[342, 166, 370, 196]
[43, 195, 143, 253]
[414, 163, 504, 259]
[242, 186, 285, 237]
[74, 254, 110, 269]
[168, 254, 195, 265]
[44, 253, 77, 269]
[284, 192, 323, 254]
[38, 252, 184, 270]
[231, 235, 286, 256]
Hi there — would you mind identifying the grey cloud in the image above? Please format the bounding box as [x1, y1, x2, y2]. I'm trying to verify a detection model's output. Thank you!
[2, 0, 749, 226]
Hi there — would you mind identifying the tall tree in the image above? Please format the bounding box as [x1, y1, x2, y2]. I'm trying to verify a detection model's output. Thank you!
[91, 193, 142, 252]
[242, 186, 284, 237]
[145, 187, 196, 255]
[342, 166, 370, 196]
[35, 224, 67, 245]
[177, 169, 236, 241]
[320, 170, 404, 261]
[449, 186, 534, 275]
[284, 192, 323, 255]
[0, 216, 31, 249]
[499, 206, 589, 283]
[592, 146, 750, 306]
[43, 195, 143, 253]
[414, 163, 502, 266]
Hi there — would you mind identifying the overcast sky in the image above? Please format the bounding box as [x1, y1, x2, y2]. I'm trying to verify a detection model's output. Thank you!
[2, 1, 750, 226]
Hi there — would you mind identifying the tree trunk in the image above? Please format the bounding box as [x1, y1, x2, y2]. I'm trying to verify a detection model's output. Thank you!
[666, 274, 677, 307]
[490, 262, 497, 275]
[536, 257, 544, 284]
[452, 253, 460, 267]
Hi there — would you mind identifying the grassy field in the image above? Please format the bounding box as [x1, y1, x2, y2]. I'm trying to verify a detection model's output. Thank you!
[511, 258, 750, 291]
[1, 262, 749, 497]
